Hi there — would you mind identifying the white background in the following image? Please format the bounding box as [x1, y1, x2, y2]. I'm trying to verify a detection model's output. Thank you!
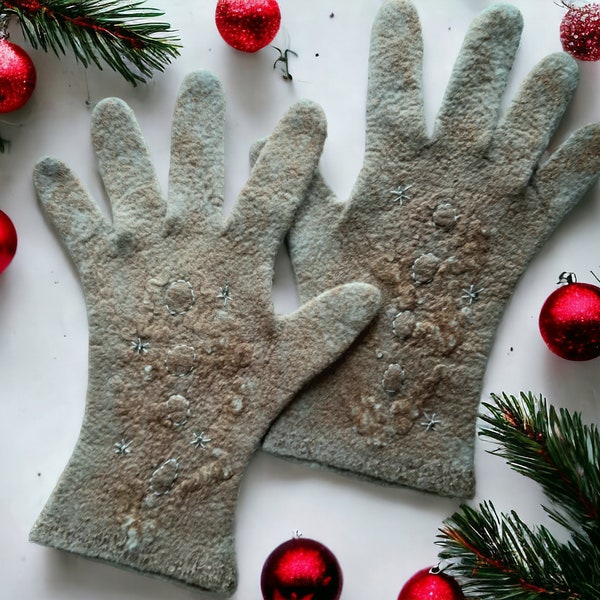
[1, 1, 600, 599]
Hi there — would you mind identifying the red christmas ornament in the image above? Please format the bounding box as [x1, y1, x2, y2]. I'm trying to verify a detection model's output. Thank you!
[0, 209, 17, 274]
[0, 38, 36, 113]
[539, 272, 600, 361]
[215, 0, 281, 53]
[261, 536, 343, 600]
[559, 2, 600, 61]
[398, 567, 465, 600]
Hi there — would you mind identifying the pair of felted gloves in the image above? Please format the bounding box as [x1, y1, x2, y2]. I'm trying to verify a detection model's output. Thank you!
[30, 0, 600, 595]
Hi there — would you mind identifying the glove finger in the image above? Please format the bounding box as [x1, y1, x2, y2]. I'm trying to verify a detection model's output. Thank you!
[251, 135, 341, 214]
[490, 53, 578, 185]
[365, 0, 427, 157]
[250, 136, 342, 295]
[434, 4, 522, 150]
[533, 122, 600, 219]
[35, 157, 110, 261]
[225, 100, 327, 264]
[288, 170, 343, 296]
[251, 137, 339, 223]
[168, 71, 226, 229]
[268, 282, 381, 411]
[91, 98, 164, 229]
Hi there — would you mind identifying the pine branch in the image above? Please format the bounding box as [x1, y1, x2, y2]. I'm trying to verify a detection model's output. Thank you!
[480, 392, 600, 542]
[1, 0, 181, 85]
[437, 501, 600, 599]
[435, 393, 600, 599]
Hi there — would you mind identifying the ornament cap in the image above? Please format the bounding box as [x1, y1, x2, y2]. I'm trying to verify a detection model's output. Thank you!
[557, 271, 577, 285]
[0, 14, 9, 39]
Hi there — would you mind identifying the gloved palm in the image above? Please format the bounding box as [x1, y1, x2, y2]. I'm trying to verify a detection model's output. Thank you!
[263, 0, 600, 497]
[30, 71, 380, 594]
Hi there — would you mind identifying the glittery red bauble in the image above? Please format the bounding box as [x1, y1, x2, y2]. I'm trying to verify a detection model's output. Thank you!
[215, 0, 281, 53]
[0, 39, 36, 113]
[260, 537, 343, 600]
[398, 567, 465, 600]
[0, 210, 17, 274]
[560, 3, 600, 61]
[539, 277, 600, 361]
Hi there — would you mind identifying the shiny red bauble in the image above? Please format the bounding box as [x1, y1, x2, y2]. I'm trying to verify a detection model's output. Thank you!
[0, 38, 36, 112]
[261, 537, 343, 600]
[560, 2, 600, 61]
[0, 209, 17, 274]
[539, 274, 600, 361]
[398, 567, 465, 600]
[215, 0, 281, 53]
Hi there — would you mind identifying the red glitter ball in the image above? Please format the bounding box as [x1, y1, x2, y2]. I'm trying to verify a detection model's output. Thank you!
[398, 567, 465, 600]
[539, 278, 600, 361]
[215, 0, 281, 53]
[0, 38, 36, 112]
[260, 537, 343, 600]
[560, 3, 600, 61]
[0, 209, 17, 274]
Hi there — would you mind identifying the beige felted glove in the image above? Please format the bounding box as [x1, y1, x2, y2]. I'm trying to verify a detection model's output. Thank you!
[29, 71, 381, 595]
[262, 0, 600, 498]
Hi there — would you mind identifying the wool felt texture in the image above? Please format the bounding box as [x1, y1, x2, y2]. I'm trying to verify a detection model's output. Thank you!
[261, 0, 600, 498]
[29, 71, 382, 596]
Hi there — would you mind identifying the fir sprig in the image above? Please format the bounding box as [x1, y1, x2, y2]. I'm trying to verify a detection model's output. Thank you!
[1, 0, 180, 85]
[480, 392, 600, 541]
[436, 392, 600, 599]
[439, 502, 599, 599]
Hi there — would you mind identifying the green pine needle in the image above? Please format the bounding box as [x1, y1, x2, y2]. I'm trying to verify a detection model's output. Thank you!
[480, 392, 600, 540]
[436, 393, 600, 599]
[438, 501, 599, 599]
[1, 0, 181, 85]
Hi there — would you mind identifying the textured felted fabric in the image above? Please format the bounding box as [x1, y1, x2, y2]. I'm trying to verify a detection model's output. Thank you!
[262, 0, 600, 498]
[29, 71, 381, 595]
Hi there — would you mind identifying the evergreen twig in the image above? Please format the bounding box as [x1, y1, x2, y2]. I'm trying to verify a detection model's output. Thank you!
[438, 502, 599, 599]
[481, 392, 600, 541]
[0, 0, 181, 85]
[436, 392, 600, 599]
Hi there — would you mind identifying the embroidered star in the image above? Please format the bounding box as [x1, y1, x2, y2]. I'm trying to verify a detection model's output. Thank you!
[420, 412, 441, 432]
[190, 431, 211, 449]
[114, 439, 132, 456]
[130, 337, 149, 355]
[217, 284, 232, 306]
[461, 284, 484, 305]
[390, 184, 413, 205]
